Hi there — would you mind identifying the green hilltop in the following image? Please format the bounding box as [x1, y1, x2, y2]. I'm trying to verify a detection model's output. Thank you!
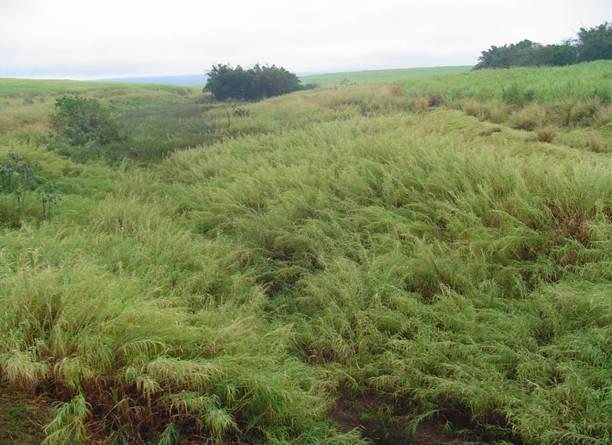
[301, 65, 471, 87]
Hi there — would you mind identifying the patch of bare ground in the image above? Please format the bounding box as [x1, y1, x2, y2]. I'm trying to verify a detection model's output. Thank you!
[0, 385, 51, 445]
[331, 394, 489, 445]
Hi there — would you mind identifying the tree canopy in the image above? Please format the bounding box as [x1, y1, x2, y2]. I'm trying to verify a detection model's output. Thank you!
[475, 22, 611, 69]
[577, 22, 612, 62]
[205, 64, 302, 101]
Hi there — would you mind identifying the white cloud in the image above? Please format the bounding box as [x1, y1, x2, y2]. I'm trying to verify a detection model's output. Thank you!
[0, 0, 609, 78]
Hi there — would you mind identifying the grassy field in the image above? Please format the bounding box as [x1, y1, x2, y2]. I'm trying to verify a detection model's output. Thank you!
[302, 66, 470, 87]
[402, 61, 612, 103]
[0, 78, 187, 98]
[0, 62, 611, 445]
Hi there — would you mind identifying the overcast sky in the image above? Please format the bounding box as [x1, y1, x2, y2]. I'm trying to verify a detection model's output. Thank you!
[1, 0, 610, 79]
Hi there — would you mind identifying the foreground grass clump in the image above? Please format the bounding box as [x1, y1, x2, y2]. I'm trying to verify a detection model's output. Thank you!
[0, 224, 356, 443]
[0, 65, 611, 444]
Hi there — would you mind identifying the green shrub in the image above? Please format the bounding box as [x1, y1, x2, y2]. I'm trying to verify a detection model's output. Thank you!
[0, 152, 37, 204]
[50, 95, 123, 147]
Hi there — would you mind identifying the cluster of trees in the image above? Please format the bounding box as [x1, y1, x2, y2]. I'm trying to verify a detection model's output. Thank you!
[476, 22, 612, 69]
[205, 64, 305, 101]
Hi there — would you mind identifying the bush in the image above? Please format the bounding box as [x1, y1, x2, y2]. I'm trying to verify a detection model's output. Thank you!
[50, 96, 123, 147]
[0, 152, 36, 204]
[205, 64, 302, 101]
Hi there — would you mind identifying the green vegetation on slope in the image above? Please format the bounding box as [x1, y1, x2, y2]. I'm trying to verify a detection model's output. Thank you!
[0, 62, 611, 444]
[403, 61, 612, 154]
[0, 78, 185, 98]
[301, 66, 470, 87]
[402, 61, 612, 103]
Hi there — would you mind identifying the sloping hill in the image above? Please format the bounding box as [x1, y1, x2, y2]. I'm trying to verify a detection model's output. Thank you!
[104, 74, 207, 87]
[302, 65, 470, 87]
[0, 62, 610, 444]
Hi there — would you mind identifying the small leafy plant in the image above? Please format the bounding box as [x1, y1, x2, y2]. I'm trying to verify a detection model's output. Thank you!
[0, 152, 37, 203]
[0, 152, 61, 221]
[39, 182, 61, 220]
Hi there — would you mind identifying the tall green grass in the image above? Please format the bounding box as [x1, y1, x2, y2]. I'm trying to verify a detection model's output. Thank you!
[399, 61, 612, 153]
[156, 109, 611, 443]
[402, 61, 612, 103]
[0, 63, 610, 444]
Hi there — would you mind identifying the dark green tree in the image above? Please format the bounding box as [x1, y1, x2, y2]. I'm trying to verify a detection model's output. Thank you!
[204, 65, 251, 101]
[475, 22, 611, 69]
[475, 40, 541, 69]
[535, 43, 578, 66]
[576, 22, 612, 62]
[205, 64, 302, 101]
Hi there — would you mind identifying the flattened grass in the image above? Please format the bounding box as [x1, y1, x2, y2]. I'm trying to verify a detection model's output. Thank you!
[157, 108, 611, 444]
[0, 65, 611, 444]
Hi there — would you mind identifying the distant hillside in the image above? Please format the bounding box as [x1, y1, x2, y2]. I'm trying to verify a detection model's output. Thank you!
[0, 78, 186, 97]
[302, 65, 471, 87]
[103, 66, 473, 88]
[104, 74, 206, 86]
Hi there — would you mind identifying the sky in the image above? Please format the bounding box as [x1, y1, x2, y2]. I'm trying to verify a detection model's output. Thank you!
[0, 0, 610, 79]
